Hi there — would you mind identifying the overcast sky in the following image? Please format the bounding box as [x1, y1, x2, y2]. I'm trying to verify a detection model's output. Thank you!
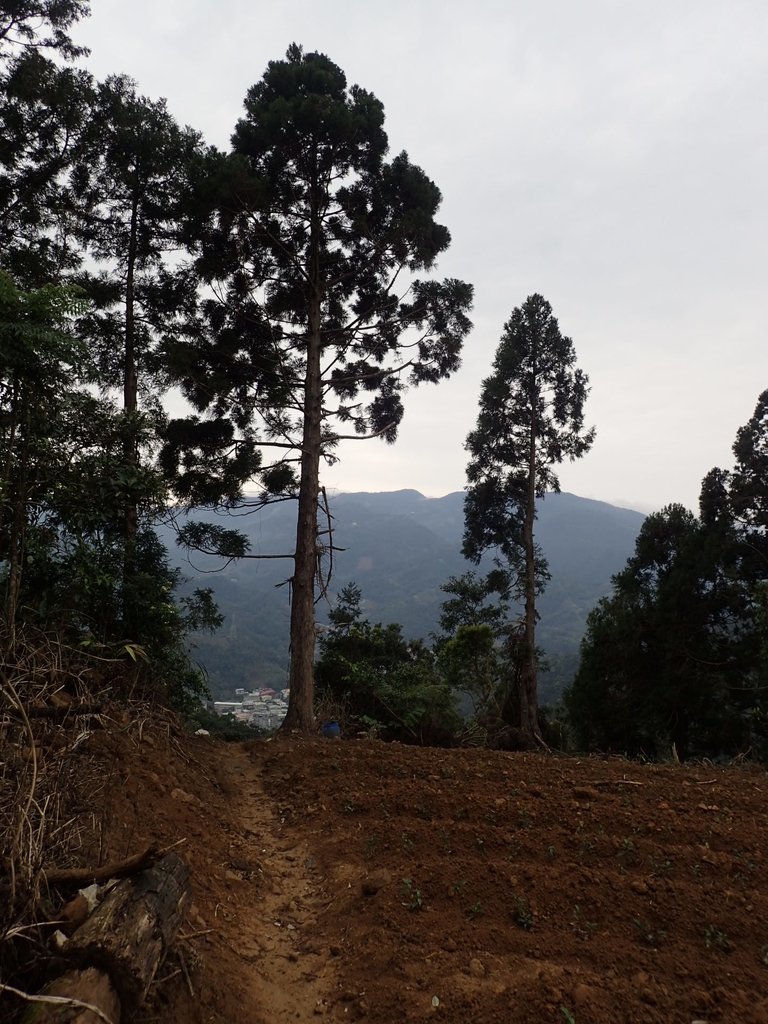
[77, 0, 768, 513]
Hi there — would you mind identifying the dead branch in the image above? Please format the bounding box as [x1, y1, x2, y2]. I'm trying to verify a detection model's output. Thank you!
[177, 948, 195, 998]
[44, 843, 161, 887]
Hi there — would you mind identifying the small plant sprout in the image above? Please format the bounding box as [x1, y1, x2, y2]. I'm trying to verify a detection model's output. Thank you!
[438, 827, 453, 855]
[704, 925, 733, 953]
[365, 833, 381, 857]
[633, 918, 667, 948]
[511, 895, 534, 930]
[466, 900, 483, 920]
[401, 878, 423, 912]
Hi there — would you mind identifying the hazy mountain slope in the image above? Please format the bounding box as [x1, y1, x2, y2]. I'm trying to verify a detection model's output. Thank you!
[168, 490, 645, 702]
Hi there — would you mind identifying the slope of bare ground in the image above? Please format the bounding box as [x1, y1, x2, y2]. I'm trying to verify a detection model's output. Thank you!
[6, 719, 768, 1024]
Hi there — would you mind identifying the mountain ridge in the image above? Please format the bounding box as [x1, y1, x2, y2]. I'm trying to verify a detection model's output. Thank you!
[169, 489, 645, 702]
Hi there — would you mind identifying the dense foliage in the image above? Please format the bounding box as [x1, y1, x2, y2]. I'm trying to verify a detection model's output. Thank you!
[0, 5, 224, 704]
[315, 583, 460, 743]
[0, 18, 471, 720]
[566, 396, 768, 760]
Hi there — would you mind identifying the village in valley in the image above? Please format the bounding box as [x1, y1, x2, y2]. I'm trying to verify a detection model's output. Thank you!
[212, 687, 290, 730]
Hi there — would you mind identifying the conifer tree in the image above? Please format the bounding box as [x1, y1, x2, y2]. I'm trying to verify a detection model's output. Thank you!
[168, 45, 473, 731]
[464, 294, 594, 745]
[73, 75, 206, 631]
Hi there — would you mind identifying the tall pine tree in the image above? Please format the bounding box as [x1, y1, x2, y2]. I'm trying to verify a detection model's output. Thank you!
[464, 294, 594, 745]
[168, 45, 473, 731]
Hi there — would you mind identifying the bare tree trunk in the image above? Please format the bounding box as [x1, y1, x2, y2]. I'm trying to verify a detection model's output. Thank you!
[0, 379, 19, 547]
[121, 196, 139, 636]
[6, 398, 30, 634]
[282, 172, 322, 734]
[282, 330, 321, 733]
[519, 381, 542, 746]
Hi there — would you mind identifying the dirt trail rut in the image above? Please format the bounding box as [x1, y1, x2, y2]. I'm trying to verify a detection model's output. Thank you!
[209, 743, 337, 1022]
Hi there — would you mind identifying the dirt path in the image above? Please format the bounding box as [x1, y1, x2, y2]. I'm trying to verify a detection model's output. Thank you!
[173, 741, 339, 1024]
[222, 743, 337, 1022]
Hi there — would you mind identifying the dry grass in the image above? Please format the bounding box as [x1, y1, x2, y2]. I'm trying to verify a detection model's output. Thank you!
[0, 619, 115, 993]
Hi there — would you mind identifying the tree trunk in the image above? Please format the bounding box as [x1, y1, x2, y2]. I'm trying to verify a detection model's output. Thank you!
[519, 381, 542, 745]
[282, 174, 323, 734]
[6, 397, 30, 633]
[121, 195, 139, 636]
[0, 378, 19, 549]
[282, 345, 321, 733]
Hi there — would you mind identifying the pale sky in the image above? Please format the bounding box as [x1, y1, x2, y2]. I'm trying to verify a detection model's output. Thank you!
[78, 0, 768, 514]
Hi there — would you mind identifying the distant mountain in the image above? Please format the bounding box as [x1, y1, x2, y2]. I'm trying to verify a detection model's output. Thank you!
[166, 490, 645, 703]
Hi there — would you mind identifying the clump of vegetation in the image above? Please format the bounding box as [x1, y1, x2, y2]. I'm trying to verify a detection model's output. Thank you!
[566, 395, 768, 762]
[186, 705, 264, 741]
[315, 583, 461, 745]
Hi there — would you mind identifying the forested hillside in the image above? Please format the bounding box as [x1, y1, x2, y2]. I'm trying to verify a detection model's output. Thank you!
[167, 489, 645, 701]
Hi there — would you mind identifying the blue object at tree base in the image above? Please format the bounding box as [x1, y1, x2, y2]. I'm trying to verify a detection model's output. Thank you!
[321, 721, 341, 739]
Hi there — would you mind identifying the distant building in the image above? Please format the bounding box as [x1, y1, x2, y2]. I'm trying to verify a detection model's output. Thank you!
[213, 688, 288, 730]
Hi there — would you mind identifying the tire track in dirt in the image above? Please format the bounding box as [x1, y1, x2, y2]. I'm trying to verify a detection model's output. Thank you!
[219, 743, 337, 1023]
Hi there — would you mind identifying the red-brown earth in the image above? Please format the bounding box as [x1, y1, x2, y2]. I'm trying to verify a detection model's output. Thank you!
[8, 717, 768, 1023]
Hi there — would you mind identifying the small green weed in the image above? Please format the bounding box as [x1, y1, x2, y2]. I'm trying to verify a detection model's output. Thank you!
[466, 900, 483, 920]
[571, 904, 597, 940]
[704, 924, 733, 953]
[365, 833, 381, 858]
[578, 837, 596, 858]
[401, 877, 423, 912]
[511, 894, 534, 930]
[633, 918, 667, 948]
[437, 827, 453, 855]
[648, 855, 673, 876]
[617, 837, 635, 858]
[560, 1007, 576, 1024]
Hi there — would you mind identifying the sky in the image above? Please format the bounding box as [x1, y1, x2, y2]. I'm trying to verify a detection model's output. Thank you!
[77, 0, 768, 514]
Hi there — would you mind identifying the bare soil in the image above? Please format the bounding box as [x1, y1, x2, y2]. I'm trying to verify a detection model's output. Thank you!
[24, 722, 768, 1024]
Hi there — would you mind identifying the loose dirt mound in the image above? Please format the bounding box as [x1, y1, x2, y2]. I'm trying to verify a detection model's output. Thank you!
[8, 723, 767, 1023]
